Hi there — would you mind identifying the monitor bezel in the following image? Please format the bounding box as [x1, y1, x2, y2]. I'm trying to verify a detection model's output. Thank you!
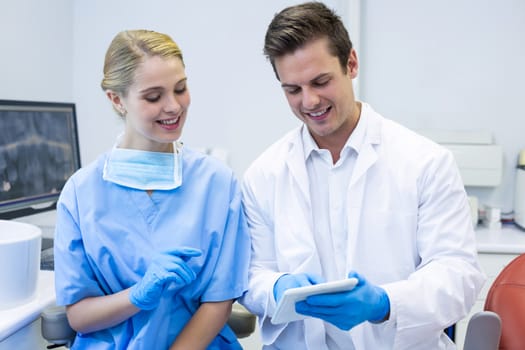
[0, 99, 81, 219]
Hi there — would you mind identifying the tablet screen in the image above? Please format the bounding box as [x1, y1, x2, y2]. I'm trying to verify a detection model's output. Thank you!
[271, 277, 358, 325]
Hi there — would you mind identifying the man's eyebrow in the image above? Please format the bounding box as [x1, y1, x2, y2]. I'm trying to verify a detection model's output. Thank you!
[281, 82, 298, 89]
[280, 73, 331, 88]
[310, 73, 331, 82]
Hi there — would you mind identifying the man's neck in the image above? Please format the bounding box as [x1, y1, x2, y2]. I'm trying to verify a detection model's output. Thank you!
[313, 102, 362, 164]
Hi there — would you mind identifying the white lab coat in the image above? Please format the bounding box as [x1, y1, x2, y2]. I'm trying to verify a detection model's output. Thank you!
[239, 103, 485, 349]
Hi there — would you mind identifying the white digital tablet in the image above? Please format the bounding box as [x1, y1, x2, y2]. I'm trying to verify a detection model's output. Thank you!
[271, 277, 358, 325]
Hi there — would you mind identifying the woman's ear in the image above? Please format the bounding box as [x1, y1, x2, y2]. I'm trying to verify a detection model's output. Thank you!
[106, 90, 126, 116]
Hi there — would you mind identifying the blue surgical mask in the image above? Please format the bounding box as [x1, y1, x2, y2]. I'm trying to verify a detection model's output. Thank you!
[103, 141, 183, 190]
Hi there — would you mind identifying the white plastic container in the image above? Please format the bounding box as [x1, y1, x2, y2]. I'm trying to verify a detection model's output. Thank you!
[0, 220, 41, 309]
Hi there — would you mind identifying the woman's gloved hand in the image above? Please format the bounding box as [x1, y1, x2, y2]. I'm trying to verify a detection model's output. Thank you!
[295, 271, 390, 330]
[129, 247, 202, 310]
[273, 273, 324, 303]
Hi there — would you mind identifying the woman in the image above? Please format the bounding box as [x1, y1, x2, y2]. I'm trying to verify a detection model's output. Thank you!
[54, 29, 250, 349]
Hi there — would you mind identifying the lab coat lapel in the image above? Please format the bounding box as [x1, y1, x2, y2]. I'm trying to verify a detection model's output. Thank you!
[346, 109, 381, 270]
[285, 134, 310, 205]
[279, 130, 322, 275]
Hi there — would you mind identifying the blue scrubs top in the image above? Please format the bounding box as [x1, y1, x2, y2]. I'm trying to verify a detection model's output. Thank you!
[54, 147, 250, 349]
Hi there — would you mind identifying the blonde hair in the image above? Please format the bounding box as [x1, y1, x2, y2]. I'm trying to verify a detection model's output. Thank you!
[101, 29, 184, 96]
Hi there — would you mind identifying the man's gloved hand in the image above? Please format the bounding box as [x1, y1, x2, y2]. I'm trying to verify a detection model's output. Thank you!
[273, 273, 324, 303]
[295, 271, 390, 330]
[129, 247, 202, 310]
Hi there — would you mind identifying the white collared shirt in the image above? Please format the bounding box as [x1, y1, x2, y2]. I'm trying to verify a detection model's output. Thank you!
[301, 114, 367, 282]
[301, 115, 367, 349]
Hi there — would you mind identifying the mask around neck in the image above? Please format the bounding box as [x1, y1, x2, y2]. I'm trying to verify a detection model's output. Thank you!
[102, 141, 183, 190]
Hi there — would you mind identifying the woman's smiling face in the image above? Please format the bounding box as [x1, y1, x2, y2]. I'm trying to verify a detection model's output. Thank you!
[119, 55, 190, 152]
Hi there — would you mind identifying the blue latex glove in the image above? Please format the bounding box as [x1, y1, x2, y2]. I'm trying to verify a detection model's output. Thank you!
[129, 247, 202, 310]
[273, 273, 324, 303]
[295, 271, 390, 330]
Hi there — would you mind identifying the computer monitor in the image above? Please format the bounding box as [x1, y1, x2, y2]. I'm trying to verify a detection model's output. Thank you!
[0, 99, 81, 219]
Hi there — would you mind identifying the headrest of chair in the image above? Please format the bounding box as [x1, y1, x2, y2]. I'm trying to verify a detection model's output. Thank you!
[485, 253, 525, 350]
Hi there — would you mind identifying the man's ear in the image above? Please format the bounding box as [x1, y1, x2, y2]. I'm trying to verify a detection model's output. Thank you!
[347, 48, 359, 78]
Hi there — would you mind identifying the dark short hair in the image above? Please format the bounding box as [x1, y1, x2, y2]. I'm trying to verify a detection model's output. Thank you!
[264, 2, 353, 79]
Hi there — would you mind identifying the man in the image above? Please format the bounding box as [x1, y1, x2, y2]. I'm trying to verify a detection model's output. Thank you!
[239, 2, 485, 349]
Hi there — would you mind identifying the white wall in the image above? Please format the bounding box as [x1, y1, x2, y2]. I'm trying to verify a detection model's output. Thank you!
[0, 0, 74, 102]
[358, 0, 525, 213]
[73, 0, 338, 178]
[2, 0, 523, 213]
[72, 0, 355, 178]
